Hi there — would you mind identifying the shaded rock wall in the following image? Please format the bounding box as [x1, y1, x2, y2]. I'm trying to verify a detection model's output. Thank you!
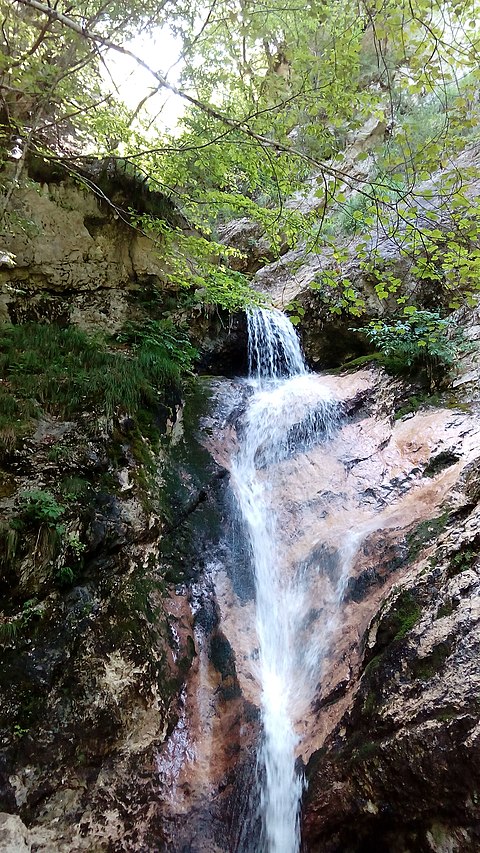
[0, 378, 238, 851]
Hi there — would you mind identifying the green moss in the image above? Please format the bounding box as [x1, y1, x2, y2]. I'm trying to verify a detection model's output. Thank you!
[363, 653, 383, 677]
[352, 740, 379, 761]
[410, 641, 451, 680]
[394, 391, 443, 419]
[130, 574, 162, 624]
[393, 595, 421, 640]
[428, 824, 453, 846]
[435, 599, 456, 619]
[363, 691, 378, 715]
[333, 352, 385, 373]
[435, 705, 459, 722]
[407, 512, 450, 560]
[374, 590, 422, 653]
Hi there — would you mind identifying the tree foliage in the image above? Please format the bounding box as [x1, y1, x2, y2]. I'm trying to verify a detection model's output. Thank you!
[2, 0, 480, 310]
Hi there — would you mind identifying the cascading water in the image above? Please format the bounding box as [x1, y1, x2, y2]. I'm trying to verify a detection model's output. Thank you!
[247, 307, 307, 380]
[230, 307, 346, 853]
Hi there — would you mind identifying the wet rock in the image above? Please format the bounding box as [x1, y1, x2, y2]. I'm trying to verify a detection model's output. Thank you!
[0, 379, 236, 851]
[302, 430, 480, 851]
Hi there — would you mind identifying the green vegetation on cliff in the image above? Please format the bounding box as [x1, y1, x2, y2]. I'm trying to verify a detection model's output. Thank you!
[2, 0, 480, 317]
[0, 320, 196, 456]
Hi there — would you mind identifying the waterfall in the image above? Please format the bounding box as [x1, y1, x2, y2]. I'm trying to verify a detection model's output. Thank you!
[230, 308, 344, 853]
[247, 307, 307, 381]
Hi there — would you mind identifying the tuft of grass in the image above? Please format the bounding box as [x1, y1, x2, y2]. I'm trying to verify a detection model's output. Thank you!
[0, 521, 21, 568]
[61, 476, 90, 500]
[0, 321, 195, 451]
[0, 385, 36, 454]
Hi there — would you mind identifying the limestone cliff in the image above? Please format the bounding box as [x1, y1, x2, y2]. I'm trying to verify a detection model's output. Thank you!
[0, 161, 246, 373]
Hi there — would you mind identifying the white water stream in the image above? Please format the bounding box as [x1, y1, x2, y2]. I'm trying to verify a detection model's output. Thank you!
[230, 308, 350, 853]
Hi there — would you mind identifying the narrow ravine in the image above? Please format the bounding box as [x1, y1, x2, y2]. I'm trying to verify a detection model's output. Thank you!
[229, 308, 346, 852]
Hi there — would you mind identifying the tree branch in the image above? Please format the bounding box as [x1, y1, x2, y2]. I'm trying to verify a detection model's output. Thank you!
[11, 0, 347, 182]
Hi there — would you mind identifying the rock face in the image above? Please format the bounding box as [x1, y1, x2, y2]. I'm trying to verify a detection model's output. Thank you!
[151, 346, 480, 851]
[0, 173, 164, 332]
[0, 813, 31, 852]
[299, 379, 480, 851]
[0, 166, 248, 375]
[0, 379, 236, 851]
[2, 328, 480, 851]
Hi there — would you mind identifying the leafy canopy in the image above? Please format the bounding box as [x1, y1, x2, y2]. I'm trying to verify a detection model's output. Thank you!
[2, 0, 480, 309]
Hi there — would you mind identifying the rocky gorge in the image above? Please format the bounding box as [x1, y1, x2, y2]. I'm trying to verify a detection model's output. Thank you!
[1, 155, 480, 853]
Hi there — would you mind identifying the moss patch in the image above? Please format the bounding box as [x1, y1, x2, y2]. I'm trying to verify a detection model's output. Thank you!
[377, 590, 422, 648]
[351, 739, 380, 762]
[409, 641, 452, 681]
[407, 512, 450, 561]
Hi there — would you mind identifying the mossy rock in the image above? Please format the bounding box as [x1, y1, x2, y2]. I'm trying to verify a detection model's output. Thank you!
[407, 512, 450, 561]
[409, 640, 452, 681]
[374, 590, 422, 652]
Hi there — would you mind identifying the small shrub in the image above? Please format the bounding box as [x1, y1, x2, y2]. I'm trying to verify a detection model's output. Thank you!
[19, 489, 65, 526]
[0, 620, 18, 644]
[47, 444, 71, 463]
[329, 175, 407, 236]
[66, 532, 85, 556]
[56, 565, 75, 586]
[355, 310, 461, 386]
[448, 547, 477, 577]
